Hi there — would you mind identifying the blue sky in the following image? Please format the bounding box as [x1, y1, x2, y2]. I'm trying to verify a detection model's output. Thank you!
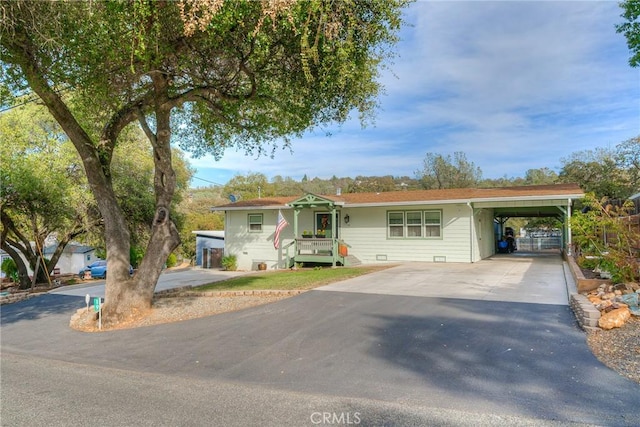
[187, 1, 639, 188]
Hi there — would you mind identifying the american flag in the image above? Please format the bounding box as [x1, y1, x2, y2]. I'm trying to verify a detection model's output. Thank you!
[274, 210, 288, 249]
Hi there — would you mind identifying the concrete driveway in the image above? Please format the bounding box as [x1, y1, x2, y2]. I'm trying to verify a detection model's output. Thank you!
[2, 253, 640, 426]
[320, 251, 571, 305]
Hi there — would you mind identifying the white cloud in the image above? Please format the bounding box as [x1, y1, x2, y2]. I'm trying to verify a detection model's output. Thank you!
[188, 1, 639, 186]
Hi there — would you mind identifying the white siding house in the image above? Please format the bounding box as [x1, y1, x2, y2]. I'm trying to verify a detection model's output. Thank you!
[212, 184, 584, 271]
[44, 243, 98, 275]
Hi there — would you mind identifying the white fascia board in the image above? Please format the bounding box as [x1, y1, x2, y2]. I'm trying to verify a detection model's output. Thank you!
[210, 205, 289, 212]
[469, 193, 584, 204]
[343, 193, 584, 208]
[346, 199, 466, 208]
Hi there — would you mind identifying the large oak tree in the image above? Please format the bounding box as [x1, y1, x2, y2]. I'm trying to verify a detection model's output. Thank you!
[1, 0, 407, 325]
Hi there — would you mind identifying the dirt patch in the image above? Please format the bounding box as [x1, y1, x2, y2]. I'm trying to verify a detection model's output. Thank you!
[70, 293, 294, 332]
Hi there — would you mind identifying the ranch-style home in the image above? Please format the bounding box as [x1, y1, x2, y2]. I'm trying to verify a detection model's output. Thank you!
[211, 183, 584, 271]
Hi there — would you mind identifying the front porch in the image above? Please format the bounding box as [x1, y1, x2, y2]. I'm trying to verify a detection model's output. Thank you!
[283, 237, 350, 267]
[284, 194, 350, 267]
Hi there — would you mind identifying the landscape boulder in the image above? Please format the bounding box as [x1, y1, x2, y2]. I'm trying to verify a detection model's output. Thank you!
[598, 306, 631, 330]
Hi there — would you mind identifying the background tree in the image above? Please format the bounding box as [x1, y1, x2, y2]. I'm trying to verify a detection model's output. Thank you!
[617, 0, 640, 67]
[558, 141, 638, 200]
[177, 186, 226, 263]
[522, 167, 558, 185]
[416, 152, 483, 189]
[1, 0, 408, 325]
[0, 102, 193, 285]
[0, 102, 99, 288]
[222, 173, 272, 201]
[270, 175, 305, 197]
[614, 136, 640, 193]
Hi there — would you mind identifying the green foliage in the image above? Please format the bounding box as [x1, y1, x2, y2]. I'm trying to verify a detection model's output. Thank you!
[221, 254, 238, 271]
[617, 0, 640, 67]
[129, 246, 145, 269]
[95, 248, 106, 260]
[558, 139, 639, 200]
[1, 258, 18, 282]
[176, 186, 225, 260]
[416, 152, 482, 189]
[223, 173, 272, 201]
[571, 193, 640, 283]
[577, 255, 599, 271]
[166, 253, 178, 268]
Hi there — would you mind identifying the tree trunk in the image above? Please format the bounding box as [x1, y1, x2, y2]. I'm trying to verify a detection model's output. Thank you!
[101, 73, 180, 326]
[0, 241, 31, 289]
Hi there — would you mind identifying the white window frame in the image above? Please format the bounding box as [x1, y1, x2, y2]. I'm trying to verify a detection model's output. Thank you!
[387, 210, 442, 239]
[388, 211, 405, 238]
[248, 213, 263, 232]
[424, 210, 442, 237]
[406, 211, 423, 237]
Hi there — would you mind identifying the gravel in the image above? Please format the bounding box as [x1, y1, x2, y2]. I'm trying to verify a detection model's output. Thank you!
[587, 316, 640, 384]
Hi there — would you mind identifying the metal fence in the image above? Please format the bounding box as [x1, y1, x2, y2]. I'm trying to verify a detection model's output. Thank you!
[516, 237, 562, 251]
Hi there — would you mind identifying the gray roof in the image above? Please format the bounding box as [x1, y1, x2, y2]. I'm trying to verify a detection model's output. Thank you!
[43, 243, 95, 255]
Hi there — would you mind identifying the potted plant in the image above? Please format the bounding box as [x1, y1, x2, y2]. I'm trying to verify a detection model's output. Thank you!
[315, 229, 326, 238]
[302, 230, 313, 238]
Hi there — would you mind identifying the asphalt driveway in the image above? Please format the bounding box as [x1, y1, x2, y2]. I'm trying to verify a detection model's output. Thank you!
[2, 255, 639, 426]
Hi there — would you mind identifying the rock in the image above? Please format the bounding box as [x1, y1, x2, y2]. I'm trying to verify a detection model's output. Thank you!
[598, 307, 631, 330]
[588, 295, 602, 304]
[596, 300, 613, 311]
[602, 292, 616, 300]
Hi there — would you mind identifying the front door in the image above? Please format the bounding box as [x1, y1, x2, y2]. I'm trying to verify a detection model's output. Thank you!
[315, 211, 339, 238]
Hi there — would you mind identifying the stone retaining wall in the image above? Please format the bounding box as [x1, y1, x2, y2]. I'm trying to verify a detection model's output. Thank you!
[569, 293, 601, 332]
[564, 253, 602, 332]
[0, 291, 37, 305]
[154, 286, 305, 298]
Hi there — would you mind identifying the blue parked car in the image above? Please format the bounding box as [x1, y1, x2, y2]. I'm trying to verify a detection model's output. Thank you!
[79, 260, 133, 279]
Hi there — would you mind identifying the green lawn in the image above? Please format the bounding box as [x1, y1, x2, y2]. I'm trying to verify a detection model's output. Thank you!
[195, 265, 392, 292]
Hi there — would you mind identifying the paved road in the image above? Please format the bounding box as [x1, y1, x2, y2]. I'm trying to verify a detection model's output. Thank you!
[49, 267, 245, 298]
[2, 257, 639, 426]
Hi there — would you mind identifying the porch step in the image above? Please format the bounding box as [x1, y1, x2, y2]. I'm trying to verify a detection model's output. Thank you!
[345, 255, 362, 266]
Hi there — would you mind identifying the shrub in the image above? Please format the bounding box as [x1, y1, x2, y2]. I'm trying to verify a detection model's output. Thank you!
[166, 253, 178, 268]
[221, 254, 237, 271]
[572, 193, 640, 283]
[1, 257, 18, 283]
[130, 246, 145, 268]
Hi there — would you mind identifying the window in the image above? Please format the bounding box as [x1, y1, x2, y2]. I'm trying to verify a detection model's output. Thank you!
[406, 211, 422, 237]
[388, 212, 404, 237]
[424, 211, 441, 237]
[248, 214, 263, 232]
[387, 210, 442, 238]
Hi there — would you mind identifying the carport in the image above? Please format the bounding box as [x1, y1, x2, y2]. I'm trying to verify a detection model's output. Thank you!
[472, 193, 578, 256]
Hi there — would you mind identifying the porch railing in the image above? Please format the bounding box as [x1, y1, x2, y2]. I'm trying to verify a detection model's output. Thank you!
[283, 238, 350, 267]
[296, 238, 333, 254]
